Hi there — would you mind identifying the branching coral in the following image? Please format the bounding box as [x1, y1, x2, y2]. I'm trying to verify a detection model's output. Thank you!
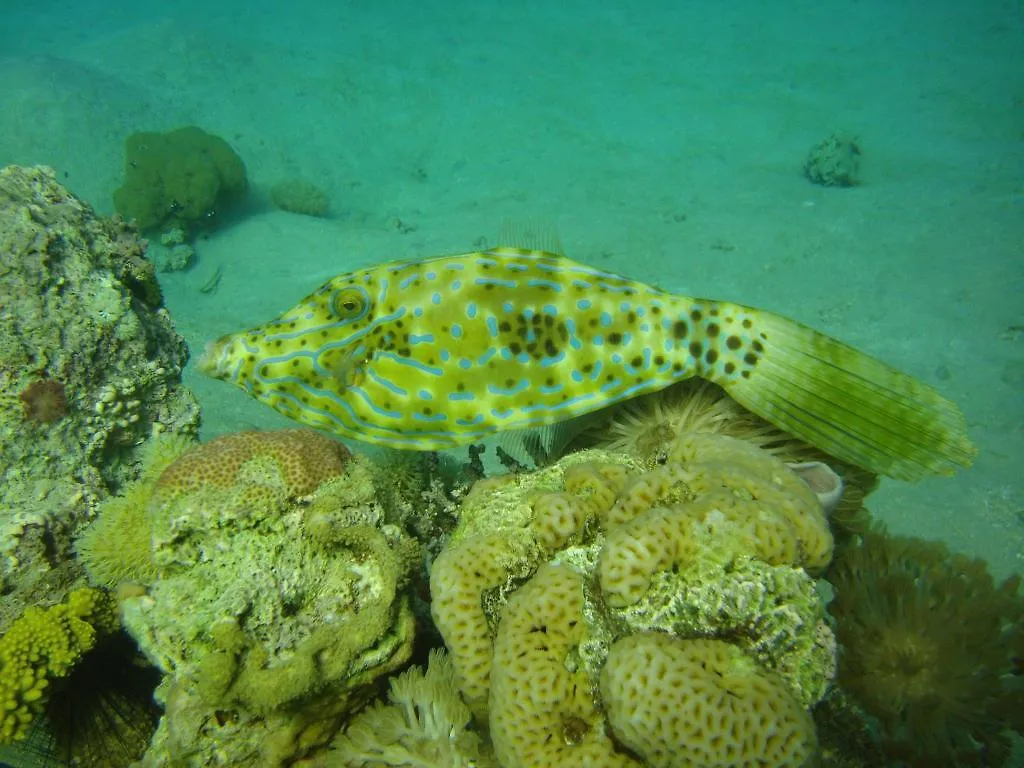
[0, 588, 117, 743]
[827, 529, 1024, 767]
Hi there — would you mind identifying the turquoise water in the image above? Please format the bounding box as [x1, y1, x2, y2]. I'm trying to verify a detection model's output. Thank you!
[1, 0, 1022, 764]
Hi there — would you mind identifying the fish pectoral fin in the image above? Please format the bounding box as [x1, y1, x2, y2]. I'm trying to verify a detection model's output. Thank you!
[327, 345, 371, 392]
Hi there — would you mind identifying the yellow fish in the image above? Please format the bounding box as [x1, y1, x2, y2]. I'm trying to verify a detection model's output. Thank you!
[198, 247, 976, 480]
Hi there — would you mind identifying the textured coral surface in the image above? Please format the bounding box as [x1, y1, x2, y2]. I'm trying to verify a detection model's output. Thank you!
[430, 433, 832, 767]
[0, 164, 199, 633]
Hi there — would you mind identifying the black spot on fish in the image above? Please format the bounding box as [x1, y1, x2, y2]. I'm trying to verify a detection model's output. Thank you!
[509, 342, 522, 355]
[706, 323, 720, 337]
[705, 349, 718, 365]
[742, 318, 752, 329]
[672, 320, 688, 339]
[544, 340, 558, 357]
[630, 356, 643, 367]
[607, 332, 622, 345]
[752, 340, 764, 353]
[724, 362, 736, 375]
[654, 355, 665, 366]
[688, 341, 702, 358]
[744, 353, 758, 366]
[726, 336, 742, 350]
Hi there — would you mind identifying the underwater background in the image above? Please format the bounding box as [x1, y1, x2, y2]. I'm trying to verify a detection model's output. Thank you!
[1, 0, 1022, 766]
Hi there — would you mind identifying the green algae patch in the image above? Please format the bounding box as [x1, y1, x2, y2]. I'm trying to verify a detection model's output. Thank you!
[113, 126, 247, 232]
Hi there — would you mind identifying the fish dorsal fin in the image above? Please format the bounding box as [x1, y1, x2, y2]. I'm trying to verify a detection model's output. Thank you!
[498, 218, 565, 257]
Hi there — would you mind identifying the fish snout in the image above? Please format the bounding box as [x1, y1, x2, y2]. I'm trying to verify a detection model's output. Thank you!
[197, 336, 239, 380]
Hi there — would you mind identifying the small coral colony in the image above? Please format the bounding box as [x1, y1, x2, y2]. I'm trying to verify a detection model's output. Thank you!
[0, 127, 1020, 768]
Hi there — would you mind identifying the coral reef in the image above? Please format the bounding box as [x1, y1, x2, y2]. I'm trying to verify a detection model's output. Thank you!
[112, 126, 247, 233]
[320, 649, 497, 767]
[0, 165, 199, 634]
[103, 429, 419, 766]
[0, 587, 117, 743]
[827, 528, 1024, 767]
[430, 431, 837, 767]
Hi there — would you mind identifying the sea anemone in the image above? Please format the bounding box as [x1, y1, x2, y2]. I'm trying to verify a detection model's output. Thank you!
[827, 528, 1024, 767]
[19, 378, 68, 423]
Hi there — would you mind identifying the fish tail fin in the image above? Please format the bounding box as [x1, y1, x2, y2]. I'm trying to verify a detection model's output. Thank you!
[708, 305, 977, 480]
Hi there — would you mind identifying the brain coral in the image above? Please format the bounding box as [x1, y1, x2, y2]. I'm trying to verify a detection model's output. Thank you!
[601, 633, 816, 768]
[430, 432, 836, 767]
[116, 429, 418, 765]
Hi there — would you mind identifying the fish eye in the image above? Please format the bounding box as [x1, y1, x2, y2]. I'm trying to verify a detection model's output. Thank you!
[331, 288, 368, 320]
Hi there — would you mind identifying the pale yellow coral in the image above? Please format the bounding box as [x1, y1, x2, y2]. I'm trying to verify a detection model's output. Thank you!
[600, 633, 817, 768]
[430, 532, 539, 721]
[489, 564, 639, 768]
[0, 588, 116, 743]
[431, 435, 836, 765]
[598, 507, 706, 608]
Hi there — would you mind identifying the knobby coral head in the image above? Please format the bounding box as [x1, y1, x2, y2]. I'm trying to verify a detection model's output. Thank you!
[19, 378, 68, 423]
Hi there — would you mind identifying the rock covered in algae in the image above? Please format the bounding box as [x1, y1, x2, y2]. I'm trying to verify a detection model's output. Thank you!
[429, 432, 834, 767]
[113, 429, 420, 767]
[0, 165, 199, 633]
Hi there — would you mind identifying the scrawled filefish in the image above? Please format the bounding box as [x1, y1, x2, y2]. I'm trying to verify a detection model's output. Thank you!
[198, 246, 976, 480]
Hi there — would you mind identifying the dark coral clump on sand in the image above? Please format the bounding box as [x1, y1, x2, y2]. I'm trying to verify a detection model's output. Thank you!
[827, 529, 1024, 767]
[113, 126, 247, 233]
